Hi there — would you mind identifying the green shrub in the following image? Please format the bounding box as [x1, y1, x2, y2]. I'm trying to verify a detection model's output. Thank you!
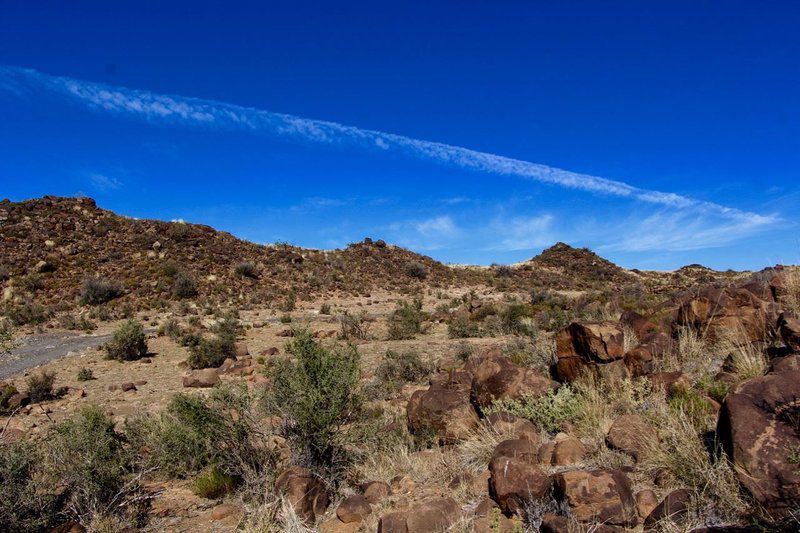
[376, 350, 434, 392]
[500, 303, 534, 336]
[172, 271, 198, 299]
[387, 299, 425, 340]
[279, 313, 292, 324]
[194, 466, 238, 499]
[77, 367, 95, 382]
[105, 319, 148, 361]
[58, 313, 97, 332]
[80, 277, 122, 305]
[26, 371, 59, 403]
[339, 310, 370, 340]
[404, 261, 428, 280]
[319, 302, 332, 315]
[158, 318, 183, 340]
[0, 322, 14, 354]
[2, 301, 49, 326]
[0, 442, 59, 532]
[271, 330, 361, 468]
[187, 337, 235, 369]
[234, 262, 259, 279]
[669, 385, 714, 430]
[447, 314, 482, 338]
[490, 386, 581, 433]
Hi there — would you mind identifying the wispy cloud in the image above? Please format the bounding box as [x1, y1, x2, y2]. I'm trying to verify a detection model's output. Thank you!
[487, 214, 555, 251]
[0, 65, 779, 253]
[414, 215, 458, 238]
[89, 173, 122, 191]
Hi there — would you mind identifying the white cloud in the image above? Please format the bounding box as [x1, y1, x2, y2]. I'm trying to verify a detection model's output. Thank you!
[89, 173, 121, 191]
[487, 214, 554, 251]
[414, 215, 458, 237]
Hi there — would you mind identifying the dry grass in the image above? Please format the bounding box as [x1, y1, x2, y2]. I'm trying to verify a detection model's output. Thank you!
[782, 268, 800, 316]
[717, 332, 769, 381]
[622, 324, 640, 353]
[456, 424, 503, 473]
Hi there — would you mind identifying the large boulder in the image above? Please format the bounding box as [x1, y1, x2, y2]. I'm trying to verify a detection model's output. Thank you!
[675, 287, 769, 342]
[336, 494, 372, 524]
[779, 315, 800, 352]
[553, 469, 637, 527]
[555, 322, 627, 382]
[717, 369, 800, 519]
[643, 488, 692, 529]
[274, 466, 329, 524]
[182, 368, 220, 388]
[377, 497, 460, 532]
[466, 353, 558, 410]
[489, 456, 551, 516]
[407, 370, 479, 443]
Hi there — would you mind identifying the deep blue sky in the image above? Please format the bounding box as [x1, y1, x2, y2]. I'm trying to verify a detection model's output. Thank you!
[1, 1, 798, 270]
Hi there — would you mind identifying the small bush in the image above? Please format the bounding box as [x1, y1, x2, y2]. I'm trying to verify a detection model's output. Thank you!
[500, 303, 534, 336]
[404, 261, 428, 280]
[447, 314, 482, 338]
[319, 302, 332, 315]
[2, 301, 49, 326]
[454, 341, 474, 362]
[26, 371, 58, 403]
[279, 313, 292, 324]
[0, 442, 59, 532]
[80, 277, 122, 305]
[235, 262, 259, 279]
[58, 313, 97, 332]
[158, 318, 183, 340]
[375, 350, 434, 392]
[339, 310, 371, 340]
[490, 386, 582, 433]
[187, 336, 235, 369]
[194, 466, 238, 499]
[105, 319, 148, 361]
[387, 299, 425, 340]
[77, 367, 95, 382]
[172, 271, 198, 299]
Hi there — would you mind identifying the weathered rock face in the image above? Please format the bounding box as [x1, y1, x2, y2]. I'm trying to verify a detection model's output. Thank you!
[779, 315, 800, 352]
[675, 287, 769, 342]
[488, 456, 552, 516]
[551, 435, 584, 465]
[274, 466, 330, 524]
[717, 369, 800, 519]
[553, 469, 637, 527]
[605, 414, 658, 461]
[466, 354, 558, 409]
[377, 497, 460, 533]
[643, 488, 692, 529]
[491, 438, 540, 463]
[556, 322, 627, 382]
[407, 370, 479, 443]
[336, 494, 372, 524]
[361, 480, 391, 504]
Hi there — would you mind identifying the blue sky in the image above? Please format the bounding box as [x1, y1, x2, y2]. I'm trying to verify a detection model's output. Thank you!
[1, 1, 798, 270]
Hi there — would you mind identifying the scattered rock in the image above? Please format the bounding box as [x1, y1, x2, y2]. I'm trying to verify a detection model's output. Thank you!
[636, 489, 659, 519]
[466, 352, 558, 409]
[120, 382, 137, 392]
[274, 466, 329, 524]
[644, 488, 692, 529]
[489, 456, 551, 516]
[361, 480, 391, 504]
[336, 494, 372, 523]
[211, 503, 240, 520]
[407, 370, 479, 443]
[555, 322, 627, 382]
[182, 368, 220, 388]
[377, 497, 460, 533]
[554, 469, 637, 527]
[491, 438, 539, 463]
[551, 434, 584, 465]
[485, 411, 539, 442]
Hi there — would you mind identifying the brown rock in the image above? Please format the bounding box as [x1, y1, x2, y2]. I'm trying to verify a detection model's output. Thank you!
[537, 441, 555, 465]
[336, 494, 372, 523]
[779, 315, 800, 352]
[540, 513, 579, 533]
[466, 353, 558, 409]
[675, 287, 769, 343]
[644, 488, 692, 528]
[650, 371, 689, 394]
[717, 370, 800, 519]
[606, 414, 658, 461]
[473, 511, 523, 533]
[121, 382, 136, 392]
[636, 489, 659, 519]
[274, 466, 329, 524]
[211, 503, 240, 520]
[361, 480, 391, 504]
[485, 411, 539, 442]
[234, 341, 249, 357]
[261, 346, 280, 356]
[182, 368, 220, 388]
[551, 435, 584, 465]
[473, 496, 499, 517]
[556, 322, 627, 382]
[554, 469, 637, 527]
[319, 518, 359, 533]
[407, 370, 479, 443]
[491, 438, 539, 463]
[377, 497, 460, 533]
[489, 456, 551, 516]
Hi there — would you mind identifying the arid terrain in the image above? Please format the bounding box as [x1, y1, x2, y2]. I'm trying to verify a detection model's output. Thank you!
[1, 196, 799, 533]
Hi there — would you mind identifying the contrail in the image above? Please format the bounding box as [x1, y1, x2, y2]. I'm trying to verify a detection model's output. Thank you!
[0, 65, 775, 227]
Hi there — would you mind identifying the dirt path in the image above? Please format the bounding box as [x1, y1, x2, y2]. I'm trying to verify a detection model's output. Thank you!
[0, 331, 112, 379]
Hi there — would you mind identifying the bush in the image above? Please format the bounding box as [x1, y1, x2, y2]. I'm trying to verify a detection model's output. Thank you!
[194, 466, 237, 499]
[80, 277, 122, 305]
[105, 319, 148, 361]
[404, 261, 428, 280]
[279, 313, 292, 324]
[375, 350, 434, 392]
[387, 299, 424, 340]
[58, 313, 97, 332]
[2, 301, 49, 326]
[26, 371, 58, 403]
[187, 336, 235, 369]
[271, 330, 361, 469]
[234, 262, 259, 279]
[447, 314, 482, 338]
[0, 322, 14, 354]
[319, 302, 332, 315]
[172, 271, 198, 299]
[0, 442, 59, 532]
[490, 386, 582, 433]
[339, 310, 371, 340]
[500, 302, 534, 336]
[77, 367, 95, 382]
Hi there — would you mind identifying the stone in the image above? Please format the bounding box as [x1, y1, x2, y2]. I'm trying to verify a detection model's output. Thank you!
[234, 341, 249, 358]
[717, 369, 800, 519]
[635, 489, 659, 519]
[261, 346, 280, 356]
[489, 456, 551, 516]
[556, 322, 627, 382]
[211, 503, 240, 520]
[466, 353, 558, 409]
[120, 382, 137, 392]
[484, 411, 539, 442]
[779, 315, 800, 352]
[491, 438, 539, 463]
[644, 488, 692, 528]
[361, 480, 391, 504]
[675, 287, 769, 343]
[319, 518, 359, 533]
[274, 466, 329, 524]
[336, 494, 372, 523]
[553, 469, 637, 527]
[407, 370, 479, 443]
[377, 497, 460, 533]
[606, 414, 658, 461]
[182, 368, 220, 388]
[551, 435, 584, 465]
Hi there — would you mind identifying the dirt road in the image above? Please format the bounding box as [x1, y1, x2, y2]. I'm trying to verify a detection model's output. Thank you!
[0, 331, 112, 379]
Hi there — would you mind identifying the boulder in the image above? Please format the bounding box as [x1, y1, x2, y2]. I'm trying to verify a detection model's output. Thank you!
[274, 466, 329, 524]
[555, 322, 627, 382]
[484, 411, 539, 442]
[635, 489, 659, 519]
[619, 310, 659, 340]
[377, 497, 460, 532]
[779, 315, 800, 352]
[491, 438, 539, 463]
[234, 341, 249, 358]
[218, 357, 254, 376]
[466, 353, 558, 409]
[644, 488, 691, 529]
[553, 469, 637, 527]
[407, 370, 479, 443]
[336, 494, 372, 523]
[605, 414, 658, 461]
[182, 368, 220, 388]
[717, 369, 800, 519]
[361, 480, 391, 504]
[675, 287, 769, 343]
[551, 435, 584, 465]
[489, 456, 551, 516]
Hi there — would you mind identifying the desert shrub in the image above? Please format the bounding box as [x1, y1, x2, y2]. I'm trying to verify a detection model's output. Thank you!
[279, 290, 296, 312]
[58, 313, 97, 332]
[16, 273, 45, 293]
[491, 386, 582, 433]
[235, 262, 259, 279]
[447, 314, 482, 338]
[80, 277, 122, 305]
[780, 268, 800, 316]
[454, 341, 474, 362]
[376, 350, 434, 392]
[26, 371, 59, 403]
[172, 271, 198, 299]
[77, 367, 95, 382]
[698, 376, 730, 404]
[187, 335, 235, 369]
[500, 302, 534, 336]
[387, 299, 425, 340]
[44, 406, 143, 522]
[105, 319, 148, 361]
[503, 333, 556, 373]
[0, 322, 14, 354]
[339, 310, 371, 340]
[0, 265, 9, 281]
[718, 333, 768, 381]
[194, 466, 237, 499]
[404, 261, 428, 280]
[158, 318, 183, 340]
[491, 264, 514, 277]
[270, 330, 361, 470]
[3, 300, 49, 326]
[668, 384, 715, 431]
[279, 313, 292, 324]
[319, 302, 332, 315]
[0, 442, 59, 532]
